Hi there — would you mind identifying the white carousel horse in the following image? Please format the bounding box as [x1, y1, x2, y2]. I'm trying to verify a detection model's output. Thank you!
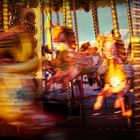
[45, 25, 106, 91]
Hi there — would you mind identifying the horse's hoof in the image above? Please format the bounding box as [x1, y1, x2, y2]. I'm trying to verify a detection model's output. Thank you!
[114, 98, 121, 109]
[93, 103, 102, 110]
[123, 110, 132, 117]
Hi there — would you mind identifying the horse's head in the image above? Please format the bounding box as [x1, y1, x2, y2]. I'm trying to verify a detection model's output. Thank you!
[51, 25, 76, 49]
[80, 42, 91, 52]
[103, 37, 117, 59]
[97, 34, 127, 62]
[97, 34, 118, 59]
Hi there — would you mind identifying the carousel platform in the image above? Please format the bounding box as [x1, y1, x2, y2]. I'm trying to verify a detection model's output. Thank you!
[0, 87, 135, 140]
[42, 87, 135, 140]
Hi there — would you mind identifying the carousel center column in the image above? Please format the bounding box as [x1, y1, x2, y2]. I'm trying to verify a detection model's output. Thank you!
[21, 4, 42, 95]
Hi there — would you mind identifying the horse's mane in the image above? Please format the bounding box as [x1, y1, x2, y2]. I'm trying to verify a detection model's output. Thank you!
[51, 25, 76, 47]
[97, 35, 127, 62]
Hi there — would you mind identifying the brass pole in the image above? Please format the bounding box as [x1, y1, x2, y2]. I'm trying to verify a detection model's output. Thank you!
[90, 0, 100, 39]
[110, 0, 121, 38]
[3, 0, 9, 31]
[41, 0, 45, 46]
[110, 0, 127, 64]
[131, 1, 140, 138]
[133, 0, 140, 36]
[0, 1, 3, 32]
[66, 0, 73, 28]
[72, 0, 79, 51]
[126, 0, 133, 37]
[62, 0, 67, 26]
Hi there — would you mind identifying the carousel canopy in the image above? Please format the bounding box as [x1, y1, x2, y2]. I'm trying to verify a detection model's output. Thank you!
[8, 0, 132, 11]
[43, 0, 131, 12]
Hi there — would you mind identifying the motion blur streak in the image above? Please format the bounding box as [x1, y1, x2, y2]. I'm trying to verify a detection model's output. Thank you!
[0, 26, 62, 138]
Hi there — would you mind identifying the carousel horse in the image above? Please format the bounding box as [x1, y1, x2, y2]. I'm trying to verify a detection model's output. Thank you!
[0, 25, 59, 132]
[0, 25, 38, 73]
[46, 25, 106, 91]
[94, 35, 134, 116]
[80, 42, 104, 89]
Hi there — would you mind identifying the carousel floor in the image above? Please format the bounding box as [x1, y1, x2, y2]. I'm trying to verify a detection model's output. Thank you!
[0, 87, 136, 140]
[45, 87, 136, 140]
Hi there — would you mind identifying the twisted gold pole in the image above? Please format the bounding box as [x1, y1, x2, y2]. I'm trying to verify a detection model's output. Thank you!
[41, 0, 45, 46]
[62, 0, 67, 27]
[131, 1, 140, 138]
[66, 82, 71, 114]
[45, 0, 53, 50]
[110, 0, 121, 38]
[132, 0, 140, 36]
[66, 0, 73, 28]
[126, 0, 133, 37]
[72, 0, 79, 51]
[0, 1, 3, 32]
[66, 0, 72, 113]
[3, 0, 9, 31]
[90, 0, 100, 39]
[62, 0, 73, 113]
[110, 0, 127, 63]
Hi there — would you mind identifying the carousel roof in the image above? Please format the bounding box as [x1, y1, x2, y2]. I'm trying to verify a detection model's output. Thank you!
[43, 0, 131, 12]
[9, 0, 131, 11]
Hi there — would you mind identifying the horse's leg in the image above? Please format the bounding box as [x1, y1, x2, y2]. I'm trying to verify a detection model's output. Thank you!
[114, 85, 130, 110]
[94, 84, 112, 110]
[46, 70, 65, 91]
[46, 67, 77, 91]
[93, 92, 105, 110]
[115, 90, 128, 117]
[62, 67, 79, 85]
[114, 92, 122, 109]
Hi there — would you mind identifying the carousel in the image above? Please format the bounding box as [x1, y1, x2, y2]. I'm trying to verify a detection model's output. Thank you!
[0, 0, 139, 139]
